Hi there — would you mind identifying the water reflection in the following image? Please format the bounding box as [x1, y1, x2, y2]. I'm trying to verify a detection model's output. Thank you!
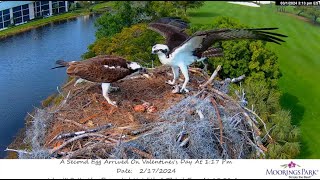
[0, 14, 98, 158]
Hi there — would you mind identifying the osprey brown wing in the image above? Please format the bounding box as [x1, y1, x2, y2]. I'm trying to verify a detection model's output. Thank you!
[66, 55, 132, 83]
[155, 17, 189, 29]
[148, 17, 189, 51]
[171, 28, 288, 57]
[81, 55, 128, 68]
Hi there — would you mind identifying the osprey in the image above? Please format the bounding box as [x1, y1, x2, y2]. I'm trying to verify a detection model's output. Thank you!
[148, 17, 288, 93]
[52, 55, 145, 106]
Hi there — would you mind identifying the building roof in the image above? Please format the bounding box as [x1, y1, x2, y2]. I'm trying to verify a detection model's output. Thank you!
[0, 1, 33, 11]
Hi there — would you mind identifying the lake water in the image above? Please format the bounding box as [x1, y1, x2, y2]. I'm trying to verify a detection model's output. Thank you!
[0, 14, 98, 158]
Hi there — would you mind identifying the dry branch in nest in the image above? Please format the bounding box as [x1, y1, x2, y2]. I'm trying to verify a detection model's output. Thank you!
[50, 133, 108, 154]
[48, 123, 113, 146]
[200, 65, 222, 88]
[210, 97, 224, 145]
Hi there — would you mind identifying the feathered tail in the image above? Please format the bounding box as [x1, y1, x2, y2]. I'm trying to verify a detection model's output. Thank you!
[51, 60, 70, 69]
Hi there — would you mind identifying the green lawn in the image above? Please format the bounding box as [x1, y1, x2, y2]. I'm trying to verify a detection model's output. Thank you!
[188, 2, 320, 159]
[91, 1, 115, 11]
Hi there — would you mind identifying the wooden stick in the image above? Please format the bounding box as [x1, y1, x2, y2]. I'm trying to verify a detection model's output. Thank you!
[58, 118, 89, 130]
[179, 137, 190, 148]
[56, 123, 112, 140]
[200, 65, 222, 88]
[118, 130, 124, 146]
[69, 83, 97, 100]
[27, 112, 35, 119]
[242, 112, 261, 136]
[48, 123, 112, 145]
[5, 148, 32, 155]
[128, 147, 153, 159]
[196, 110, 204, 120]
[128, 126, 154, 136]
[262, 125, 276, 142]
[189, 68, 209, 78]
[142, 74, 151, 79]
[62, 78, 76, 89]
[50, 133, 107, 154]
[64, 142, 112, 159]
[79, 113, 101, 124]
[211, 87, 263, 138]
[242, 106, 273, 141]
[245, 136, 265, 158]
[210, 97, 224, 145]
[231, 75, 246, 83]
[82, 100, 92, 108]
[212, 88, 234, 101]
[176, 131, 187, 143]
[49, 90, 71, 114]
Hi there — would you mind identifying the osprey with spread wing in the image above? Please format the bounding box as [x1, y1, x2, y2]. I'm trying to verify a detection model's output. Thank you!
[148, 17, 288, 93]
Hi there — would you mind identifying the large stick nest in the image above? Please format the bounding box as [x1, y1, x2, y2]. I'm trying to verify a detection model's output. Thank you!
[10, 66, 269, 159]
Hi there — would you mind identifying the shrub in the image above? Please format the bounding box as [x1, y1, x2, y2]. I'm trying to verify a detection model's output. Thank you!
[83, 23, 163, 67]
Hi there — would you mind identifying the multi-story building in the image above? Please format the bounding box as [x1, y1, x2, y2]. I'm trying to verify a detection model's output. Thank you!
[0, 1, 69, 30]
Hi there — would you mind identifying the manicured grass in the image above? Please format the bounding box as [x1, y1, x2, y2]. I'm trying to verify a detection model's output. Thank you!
[188, 2, 320, 158]
[91, 1, 115, 11]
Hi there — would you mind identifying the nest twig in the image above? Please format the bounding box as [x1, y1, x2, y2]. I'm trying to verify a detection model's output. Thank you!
[210, 97, 224, 145]
[50, 133, 108, 154]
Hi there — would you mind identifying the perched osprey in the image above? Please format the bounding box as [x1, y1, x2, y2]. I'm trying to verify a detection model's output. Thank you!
[148, 17, 288, 93]
[52, 55, 145, 106]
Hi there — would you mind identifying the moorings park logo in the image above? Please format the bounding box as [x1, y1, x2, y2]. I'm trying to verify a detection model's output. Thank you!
[266, 161, 319, 178]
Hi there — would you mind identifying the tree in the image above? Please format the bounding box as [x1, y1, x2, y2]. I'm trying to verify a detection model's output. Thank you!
[294, 6, 320, 23]
[276, 6, 286, 13]
[307, 6, 320, 23]
[69, 3, 77, 12]
[95, 11, 130, 39]
[79, 1, 91, 11]
[52, 3, 58, 14]
[190, 16, 281, 88]
[172, 1, 205, 15]
[83, 23, 163, 67]
[148, 1, 186, 19]
[94, 1, 185, 39]
[239, 78, 300, 159]
[294, 6, 308, 16]
[95, 1, 146, 38]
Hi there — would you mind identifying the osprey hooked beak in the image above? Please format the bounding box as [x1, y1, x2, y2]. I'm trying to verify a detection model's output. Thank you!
[152, 49, 168, 55]
[139, 67, 147, 74]
[151, 50, 157, 54]
[127, 61, 147, 74]
[152, 44, 170, 58]
[152, 49, 170, 59]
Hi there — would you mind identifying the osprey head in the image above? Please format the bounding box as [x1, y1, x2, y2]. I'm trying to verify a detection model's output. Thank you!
[127, 61, 147, 73]
[151, 44, 169, 55]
